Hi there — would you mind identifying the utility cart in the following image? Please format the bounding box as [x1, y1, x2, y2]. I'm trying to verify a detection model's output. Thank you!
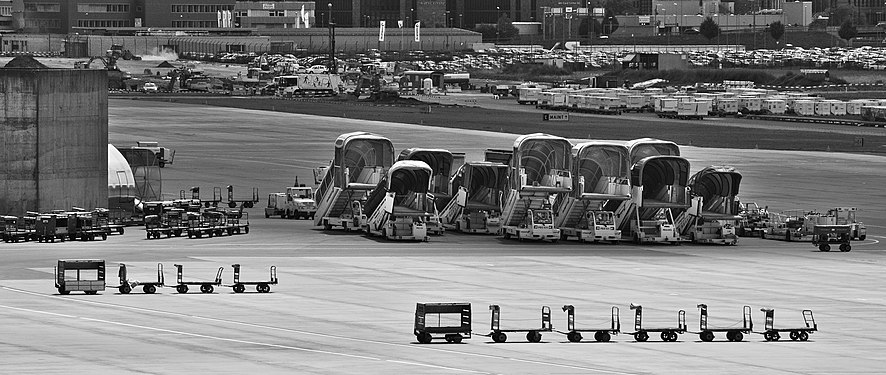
[173, 264, 223, 293]
[812, 225, 851, 252]
[112, 263, 165, 294]
[144, 214, 173, 239]
[695, 304, 752, 342]
[413, 302, 472, 344]
[36, 214, 69, 242]
[222, 208, 250, 236]
[186, 212, 216, 239]
[2, 215, 33, 243]
[66, 211, 109, 241]
[55, 259, 105, 295]
[487, 305, 552, 343]
[757, 308, 817, 342]
[628, 304, 687, 342]
[558, 305, 620, 342]
[228, 264, 276, 293]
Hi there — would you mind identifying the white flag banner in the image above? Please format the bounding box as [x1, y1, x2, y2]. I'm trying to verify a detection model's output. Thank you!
[226, 10, 233, 28]
[217, 10, 223, 27]
[398, 20, 404, 28]
[379, 20, 386, 41]
[414, 21, 420, 42]
[301, 5, 310, 28]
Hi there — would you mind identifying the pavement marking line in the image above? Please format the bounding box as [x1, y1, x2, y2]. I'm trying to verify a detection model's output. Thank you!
[384, 360, 487, 374]
[0, 304, 77, 318]
[1, 286, 632, 375]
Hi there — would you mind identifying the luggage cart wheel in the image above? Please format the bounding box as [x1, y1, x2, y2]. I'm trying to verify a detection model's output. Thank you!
[177, 285, 189, 294]
[700, 331, 715, 342]
[144, 285, 156, 294]
[819, 243, 830, 252]
[798, 331, 809, 341]
[669, 332, 679, 341]
[526, 331, 542, 343]
[119, 284, 132, 294]
[416, 332, 432, 344]
[234, 284, 245, 293]
[200, 284, 214, 293]
[790, 330, 800, 341]
[492, 332, 507, 343]
[567, 331, 582, 342]
[731, 331, 743, 342]
[726, 331, 735, 341]
[595, 331, 611, 342]
[661, 331, 672, 341]
[444, 334, 463, 343]
[257, 283, 270, 293]
[635, 332, 649, 342]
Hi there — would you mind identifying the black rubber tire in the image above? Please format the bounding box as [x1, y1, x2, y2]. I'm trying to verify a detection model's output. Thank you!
[417, 332, 432, 344]
[144, 285, 156, 294]
[820, 243, 830, 252]
[177, 285, 189, 294]
[790, 330, 799, 341]
[669, 331, 679, 341]
[732, 331, 743, 342]
[700, 331, 714, 342]
[84, 290, 97, 295]
[200, 284, 214, 293]
[445, 334, 463, 343]
[635, 332, 649, 342]
[841, 244, 851, 252]
[595, 331, 611, 342]
[798, 331, 809, 341]
[119, 285, 131, 294]
[58, 287, 70, 295]
[661, 331, 671, 341]
[492, 332, 507, 343]
[527, 331, 542, 343]
[258, 283, 270, 293]
[234, 284, 245, 293]
[567, 332, 582, 342]
[859, 235, 866, 240]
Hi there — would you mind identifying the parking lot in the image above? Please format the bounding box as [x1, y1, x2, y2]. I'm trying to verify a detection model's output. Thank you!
[1, 99, 884, 373]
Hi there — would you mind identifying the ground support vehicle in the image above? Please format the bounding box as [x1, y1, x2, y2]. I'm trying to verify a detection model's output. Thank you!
[811, 225, 852, 252]
[736, 202, 770, 237]
[439, 161, 508, 235]
[674, 198, 739, 245]
[173, 264, 223, 294]
[414, 303, 472, 344]
[501, 207, 560, 241]
[487, 305, 552, 343]
[55, 259, 105, 295]
[93, 208, 124, 235]
[66, 211, 109, 241]
[359, 161, 434, 241]
[763, 211, 809, 242]
[35, 214, 69, 243]
[628, 304, 687, 342]
[559, 210, 621, 243]
[131, 141, 174, 167]
[264, 186, 317, 219]
[630, 216, 683, 245]
[223, 185, 259, 208]
[757, 308, 817, 342]
[557, 305, 620, 342]
[819, 207, 866, 240]
[695, 304, 752, 342]
[619, 153, 691, 245]
[112, 263, 165, 294]
[186, 212, 216, 239]
[144, 214, 176, 239]
[223, 210, 250, 235]
[228, 264, 276, 293]
[2, 215, 33, 243]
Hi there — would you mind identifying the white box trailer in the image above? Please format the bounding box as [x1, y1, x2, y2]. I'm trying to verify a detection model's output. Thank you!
[655, 98, 678, 113]
[794, 100, 816, 116]
[625, 95, 645, 111]
[517, 87, 542, 104]
[739, 96, 763, 113]
[846, 100, 864, 115]
[716, 98, 739, 115]
[695, 99, 713, 115]
[763, 99, 786, 114]
[599, 97, 620, 110]
[814, 101, 831, 116]
[827, 100, 847, 116]
[567, 94, 585, 110]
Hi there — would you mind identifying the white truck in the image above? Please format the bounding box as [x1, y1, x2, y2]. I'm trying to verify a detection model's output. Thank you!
[133, 141, 175, 168]
[265, 186, 317, 219]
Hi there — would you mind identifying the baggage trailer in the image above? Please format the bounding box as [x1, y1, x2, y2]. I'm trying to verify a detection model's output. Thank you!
[35, 214, 69, 243]
[144, 214, 175, 239]
[112, 263, 165, 294]
[66, 210, 109, 241]
[757, 308, 817, 342]
[487, 305, 552, 343]
[186, 211, 216, 238]
[55, 259, 105, 295]
[2, 215, 33, 243]
[228, 264, 277, 293]
[628, 304, 686, 342]
[414, 302, 472, 344]
[558, 305, 620, 342]
[695, 304, 752, 342]
[173, 264, 223, 294]
[812, 225, 851, 252]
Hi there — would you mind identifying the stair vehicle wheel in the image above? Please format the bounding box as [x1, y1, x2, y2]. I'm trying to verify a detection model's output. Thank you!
[700, 331, 715, 342]
[798, 331, 809, 341]
[492, 332, 507, 343]
[119, 284, 131, 294]
[819, 243, 830, 252]
[144, 285, 156, 294]
[417, 332, 433, 344]
[859, 235, 866, 241]
[527, 331, 542, 343]
[200, 284, 214, 293]
[146, 232, 152, 240]
[177, 285, 188, 294]
[790, 330, 799, 341]
[234, 284, 245, 293]
[595, 331, 611, 342]
[567, 332, 582, 342]
[635, 332, 649, 342]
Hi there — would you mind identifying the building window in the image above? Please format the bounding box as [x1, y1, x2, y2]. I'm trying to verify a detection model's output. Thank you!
[0, 6, 12, 16]
[77, 4, 130, 13]
[77, 19, 132, 27]
[24, 3, 61, 12]
[172, 4, 234, 13]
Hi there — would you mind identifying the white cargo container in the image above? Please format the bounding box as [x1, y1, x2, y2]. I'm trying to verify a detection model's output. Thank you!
[716, 99, 739, 115]
[827, 100, 847, 116]
[814, 101, 831, 116]
[794, 100, 816, 116]
[517, 87, 542, 105]
[763, 99, 786, 115]
[739, 96, 763, 113]
[847, 100, 867, 115]
[656, 98, 679, 113]
[695, 99, 713, 115]
[599, 97, 620, 110]
[625, 96, 645, 110]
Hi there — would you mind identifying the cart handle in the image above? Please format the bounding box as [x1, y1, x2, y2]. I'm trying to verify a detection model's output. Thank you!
[270, 266, 277, 283]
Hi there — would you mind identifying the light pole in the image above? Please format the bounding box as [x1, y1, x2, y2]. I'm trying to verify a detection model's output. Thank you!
[496, 6, 500, 42]
[327, 2, 335, 73]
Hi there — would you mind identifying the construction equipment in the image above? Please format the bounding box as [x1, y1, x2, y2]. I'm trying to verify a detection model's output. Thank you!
[131, 141, 175, 168]
[74, 54, 131, 89]
[673, 166, 742, 245]
[55, 259, 105, 295]
[736, 202, 770, 237]
[628, 304, 687, 342]
[439, 161, 508, 234]
[757, 308, 817, 342]
[357, 160, 433, 241]
[314, 132, 395, 231]
[558, 305, 620, 342]
[555, 142, 630, 243]
[265, 186, 317, 219]
[276, 74, 343, 97]
[487, 305, 553, 343]
[500, 134, 572, 242]
[414, 303, 472, 344]
[113, 263, 165, 294]
[696, 304, 753, 342]
[812, 225, 852, 252]
[108, 44, 141, 61]
[229, 264, 277, 293]
[173, 264, 223, 294]
[351, 64, 399, 100]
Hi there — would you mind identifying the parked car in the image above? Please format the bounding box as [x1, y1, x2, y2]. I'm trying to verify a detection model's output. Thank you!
[143, 82, 158, 93]
[307, 65, 329, 74]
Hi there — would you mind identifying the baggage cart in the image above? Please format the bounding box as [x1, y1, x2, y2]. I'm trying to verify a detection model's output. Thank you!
[414, 303, 472, 344]
[557, 305, 620, 342]
[55, 259, 105, 295]
[173, 264, 223, 293]
[695, 304, 752, 342]
[757, 308, 817, 342]
[228, 264, 276, 293]
[627, 304, 686, 342]
[111, 263, 165, 294]
[487, 305, 552, 343]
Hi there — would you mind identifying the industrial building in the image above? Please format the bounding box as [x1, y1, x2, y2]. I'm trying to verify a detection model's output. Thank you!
[0, 57, 108, 216]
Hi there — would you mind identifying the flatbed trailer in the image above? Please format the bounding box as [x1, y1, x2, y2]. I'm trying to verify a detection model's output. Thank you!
[414, 302, 472, 344]
[112, 263, 165, 294]
[695, 304, 752, 342]
[557, 305, 620, 342]
[757, 308, 817, 342]
[55, 259, 105, 295]
[487, 305, 552, 343]
[627, 304, 687, 342]
[228, 264, 276, 293]
[173, 264, 223, 294]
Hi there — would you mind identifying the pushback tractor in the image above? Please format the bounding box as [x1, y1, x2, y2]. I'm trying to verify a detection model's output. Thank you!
[414, 303, 472, 344]
[487, 305, 552, 343]
[628, 304, 687, 342]
[558, 305, 620, 342]
[229, 264, 277, 293]
[695, 304, 752, 342]
[174, 264, 223, 293]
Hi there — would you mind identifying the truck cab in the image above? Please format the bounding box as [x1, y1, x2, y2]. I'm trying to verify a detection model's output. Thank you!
[135, 141, 175, 168]
[502, 209, 560, 241]
[265, 186, 317, 219]
[577, 211, 621, 243]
